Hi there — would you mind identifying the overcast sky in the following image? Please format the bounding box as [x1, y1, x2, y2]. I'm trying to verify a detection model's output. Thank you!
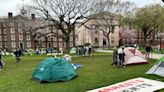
[0, 0, 163, 16]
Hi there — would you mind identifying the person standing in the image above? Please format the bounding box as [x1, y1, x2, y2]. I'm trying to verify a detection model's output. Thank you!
[111, 47, 118, 66]
[145, 45, 152, 58]
[14, 49, 21, 64]
[88, 46, 92, 57]
[159, 42, 163, 54]
[0, 51, 3, 69]
[117, 47, 125, 68]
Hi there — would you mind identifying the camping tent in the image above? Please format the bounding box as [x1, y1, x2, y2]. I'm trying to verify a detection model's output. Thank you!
[124, 47, 148, 65]
[32, 57, 77, 83]
[70, 47, 76, 54]
[146, 56, 164, 77]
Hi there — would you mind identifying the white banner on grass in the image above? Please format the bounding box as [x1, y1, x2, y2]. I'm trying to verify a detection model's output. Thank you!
[87, 77, 164, 92]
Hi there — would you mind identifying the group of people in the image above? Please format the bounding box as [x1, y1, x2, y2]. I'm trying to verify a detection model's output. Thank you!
[76, 46, 92, 57]
[112, 46, 125, 68]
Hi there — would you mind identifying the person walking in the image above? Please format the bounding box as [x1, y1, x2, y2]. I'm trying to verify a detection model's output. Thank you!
[14, 48, 21, 64]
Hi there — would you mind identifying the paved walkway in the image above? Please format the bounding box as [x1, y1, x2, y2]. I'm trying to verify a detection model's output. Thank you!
[94, 49, 164, 59]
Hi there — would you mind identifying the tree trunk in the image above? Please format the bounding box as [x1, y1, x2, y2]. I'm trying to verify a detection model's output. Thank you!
[144, 36, 147, 46]
[107, 36, 110, 49]
[64, 36, 70, 50]
[73, 28, 76, 47]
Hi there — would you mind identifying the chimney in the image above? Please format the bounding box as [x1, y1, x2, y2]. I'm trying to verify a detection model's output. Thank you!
[31, 14, 35, 20]
[8, 12, 13, 18]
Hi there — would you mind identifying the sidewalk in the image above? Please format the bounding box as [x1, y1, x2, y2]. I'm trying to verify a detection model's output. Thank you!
[94, 49, 164, 60]
[149, 53, 164, 59]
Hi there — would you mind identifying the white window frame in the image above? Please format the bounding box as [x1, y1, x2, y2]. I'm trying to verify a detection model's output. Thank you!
[53, 37, 57, 41]
[26, 35, 31, 41]
[59, 38, 62, 41]
[10, 22, 14, 26]
[59, 43, 62, 47]
[18, 22, 22, 27]
[11, 35, 15, 41]
[48, 37, 51, 41]
[19, 35, 23, 41]
[53, 42, 57, 47]
[10, 28, 15, 33]
[18, 28, 23, 34]
[4, 29, 7, 34]
[5, 42, 8, 48]
[42, 42, 46, 47]
[4, 36, 7, 41]
[27, 42, 31, 48]
[12, 42, 16, 48]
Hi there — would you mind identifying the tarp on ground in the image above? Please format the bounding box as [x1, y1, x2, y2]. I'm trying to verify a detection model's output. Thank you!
[32, 57, 77, 83]
[146, 56, 164, 77]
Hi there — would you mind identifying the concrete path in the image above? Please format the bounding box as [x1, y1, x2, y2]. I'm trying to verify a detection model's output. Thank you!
[94, 49, 164, 60]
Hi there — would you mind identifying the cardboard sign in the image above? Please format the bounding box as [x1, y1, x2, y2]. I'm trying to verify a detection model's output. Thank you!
[87, 77, 164, 92]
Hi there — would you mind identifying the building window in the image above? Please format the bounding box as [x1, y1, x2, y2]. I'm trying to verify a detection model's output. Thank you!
[42, 37, 45, 41]
[26, 31, 30, 34]
[4, 36, 7, 41]
[12, 42, 16, 48]
[4, 29, 7, 34]
[26, 35, 31, 41]
[53, 37, 57, 41]
[70, 37, 73, 41]
[27, 42, 31, 48]
[53, 42, 57, 47]
[42, 42, 46, 47]
[18, 28, 23, 34]
[18, 22, 22, 27]
[70, 42, 73, 47]
[59, 43, 62, 47]
[59, 30, 62, 35]
[59, 38, 62, 41]
[11, 35, 15, 41]
[111, 40, 114, 44]
[3, 23, 6, 27]
[19, 35, 23, 41]
[10, 28, 15, 33]
[0, 42, 2, 48]
[5, 42, 8, 48]
[10, 22, 14, 26]
[48, 37, 51, 41]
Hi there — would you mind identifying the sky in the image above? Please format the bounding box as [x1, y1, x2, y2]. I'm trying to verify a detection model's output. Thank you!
[0, 0, 163, 16]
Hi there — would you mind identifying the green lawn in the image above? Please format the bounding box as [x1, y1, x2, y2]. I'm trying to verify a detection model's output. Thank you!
[0, 53, 164, 92]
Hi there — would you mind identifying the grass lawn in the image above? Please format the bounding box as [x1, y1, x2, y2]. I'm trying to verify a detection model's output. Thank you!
[0, 53, 164, 92]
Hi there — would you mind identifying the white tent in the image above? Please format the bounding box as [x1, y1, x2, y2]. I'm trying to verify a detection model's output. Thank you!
[124, 47, 148, 65]
[146, 57, 164, 77]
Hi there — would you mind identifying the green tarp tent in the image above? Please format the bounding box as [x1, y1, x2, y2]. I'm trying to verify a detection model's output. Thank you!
[32, 57, 77, 83]
[146, 56, 164, 77]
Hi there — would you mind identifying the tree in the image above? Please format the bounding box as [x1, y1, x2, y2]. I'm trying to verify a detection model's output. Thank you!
[29, 0, 95, 50]
[83, 0, 135, 48]
[134, 4, 164, 45]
